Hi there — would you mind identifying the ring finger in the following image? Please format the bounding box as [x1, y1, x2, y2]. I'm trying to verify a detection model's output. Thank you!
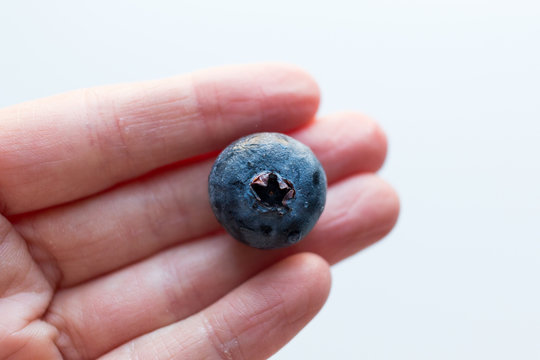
[46, 173, 399, 359]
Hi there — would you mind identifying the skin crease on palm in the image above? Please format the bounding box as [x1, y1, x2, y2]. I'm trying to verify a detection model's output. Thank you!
[0, 63, 399, 360]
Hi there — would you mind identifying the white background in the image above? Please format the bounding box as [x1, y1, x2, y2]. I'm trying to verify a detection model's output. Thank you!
[1, 1, 539, 359]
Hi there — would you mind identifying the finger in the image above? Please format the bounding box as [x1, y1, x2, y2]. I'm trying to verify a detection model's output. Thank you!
[44, 174, 398, 358]
[0, 215, 59, 359]
[15, 112, 387, 287]
[0, 63, 319, 215]
[98, 253, 331, 360]
[294, 111, 387, 178]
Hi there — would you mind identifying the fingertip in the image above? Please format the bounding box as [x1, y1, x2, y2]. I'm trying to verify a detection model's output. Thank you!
[349, 174, 400, 237]
[327, 112, 388, 171]
[368, 116, 389, 171]
[251, 62, 321, 103]
[299, 173, 400, 264]
[287, 252, 332, 287]
[375, 178, 401, 237]
[193, 62, 320, 123]
[276, 253, 332, 314]
[252, 63, 321, 128]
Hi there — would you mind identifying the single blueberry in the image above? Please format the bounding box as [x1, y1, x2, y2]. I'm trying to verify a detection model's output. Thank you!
[208, 132, 327, 249]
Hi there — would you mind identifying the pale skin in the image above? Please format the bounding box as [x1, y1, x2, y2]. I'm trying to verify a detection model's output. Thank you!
[0, 64, 400, 360]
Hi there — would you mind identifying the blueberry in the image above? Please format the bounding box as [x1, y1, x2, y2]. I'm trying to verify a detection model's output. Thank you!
[208, 132, 327, 249]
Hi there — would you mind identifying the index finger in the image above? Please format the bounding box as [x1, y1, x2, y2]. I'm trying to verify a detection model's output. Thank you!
[0, 63, 319, 215]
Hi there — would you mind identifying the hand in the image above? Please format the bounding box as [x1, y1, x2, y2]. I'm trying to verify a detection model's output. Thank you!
[0, 64, 399, 359]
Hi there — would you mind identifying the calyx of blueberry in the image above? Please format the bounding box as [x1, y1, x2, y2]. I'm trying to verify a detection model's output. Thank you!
[250, 172, 295, 208]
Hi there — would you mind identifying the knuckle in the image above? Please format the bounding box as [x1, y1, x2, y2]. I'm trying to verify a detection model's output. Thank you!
[44, 305, 87, 360]
[201, 310, 246, 360]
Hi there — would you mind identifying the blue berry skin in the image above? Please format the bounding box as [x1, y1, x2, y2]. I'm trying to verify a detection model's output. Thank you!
[208, 132, 327, 249]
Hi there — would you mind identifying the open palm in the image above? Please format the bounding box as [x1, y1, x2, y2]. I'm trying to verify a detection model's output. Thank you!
[0, 64, 399, 359]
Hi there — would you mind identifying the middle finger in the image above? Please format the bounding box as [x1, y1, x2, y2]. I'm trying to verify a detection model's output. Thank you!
[14, 112, 387, 287]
